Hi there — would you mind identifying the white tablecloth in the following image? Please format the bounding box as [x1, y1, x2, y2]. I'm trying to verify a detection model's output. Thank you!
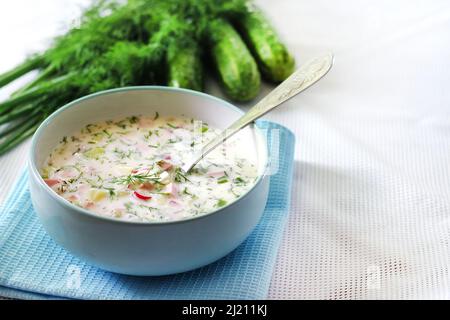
[1, 0, 450, 299]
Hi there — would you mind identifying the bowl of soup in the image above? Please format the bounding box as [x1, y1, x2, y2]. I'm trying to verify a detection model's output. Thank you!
[29, 86, 269, 276]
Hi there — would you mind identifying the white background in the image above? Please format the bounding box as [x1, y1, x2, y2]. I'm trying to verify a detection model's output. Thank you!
[1, 0, 450, 299]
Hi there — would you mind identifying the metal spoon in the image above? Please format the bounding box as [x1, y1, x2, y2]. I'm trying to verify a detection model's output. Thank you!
[181, 52, 334, 173]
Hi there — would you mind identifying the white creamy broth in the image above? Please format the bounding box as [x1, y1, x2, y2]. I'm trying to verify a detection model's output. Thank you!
[41, 114, 259, 222]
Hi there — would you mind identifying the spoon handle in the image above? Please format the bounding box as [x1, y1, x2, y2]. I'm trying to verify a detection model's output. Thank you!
[182, 52, 334, 173]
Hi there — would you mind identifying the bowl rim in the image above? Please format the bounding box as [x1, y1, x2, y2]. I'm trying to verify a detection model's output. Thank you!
[29, 86, 269, 226]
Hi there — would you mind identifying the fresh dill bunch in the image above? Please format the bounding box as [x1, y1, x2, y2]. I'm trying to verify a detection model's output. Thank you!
[185, 0, 249, 39]
[0, 0, 262, 155]
[74, 40, 165, 92]
[44, 0, 161, 73]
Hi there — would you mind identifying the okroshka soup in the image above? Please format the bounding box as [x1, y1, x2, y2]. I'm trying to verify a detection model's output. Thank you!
[40, 114, 259, 222]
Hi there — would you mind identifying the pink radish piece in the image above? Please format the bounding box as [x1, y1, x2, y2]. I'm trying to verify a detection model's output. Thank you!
[207, 171, 225, 178]
[44, 179, 60, 187]
[157, 160, 173, 171]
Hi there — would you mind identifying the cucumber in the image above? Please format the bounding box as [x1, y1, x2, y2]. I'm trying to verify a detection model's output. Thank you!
[237, 7, 295, 82]
[166, 37, 203, 91]
[206, 18, 260, 102]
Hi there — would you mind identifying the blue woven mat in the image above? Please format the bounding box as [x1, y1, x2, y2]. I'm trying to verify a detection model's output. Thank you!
[0, 121, 295, 300]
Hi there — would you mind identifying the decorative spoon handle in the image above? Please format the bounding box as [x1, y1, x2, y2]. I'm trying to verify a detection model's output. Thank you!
[182, 52, 334, 173]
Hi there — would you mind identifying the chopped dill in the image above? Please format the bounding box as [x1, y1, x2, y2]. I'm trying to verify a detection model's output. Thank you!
[103, 129, 113, 138]
[115, 120, 127, 129]
[128, 116, 139, 124]
[174, 167, 189, 183]
[216, 199, 227, 207]
[217, 178, 229, 184]
[233, 177, 246, 185]
[113, 172, 162, 186]
[144, 130, 153, 139]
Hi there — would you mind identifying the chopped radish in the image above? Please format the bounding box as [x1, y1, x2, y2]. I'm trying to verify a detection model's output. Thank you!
[44, 179, 60, 187]
[207, 171, 225, 178]
[163, 183, 178, 197]
[83, 201, 95, 209]
[60, 166, 79, 178]
[134, 191, 152, 201]
[68, 194, 79, 201]
[157, 160, 173, 171]
[169, 200, 180, 206]
[138, 118, 153, 128]
[140, 182, 154, 190]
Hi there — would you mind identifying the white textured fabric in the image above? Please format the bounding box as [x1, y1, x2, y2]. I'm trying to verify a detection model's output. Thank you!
[1, 0, 450, 299]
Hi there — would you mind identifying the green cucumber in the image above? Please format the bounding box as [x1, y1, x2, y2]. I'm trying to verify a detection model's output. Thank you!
[237, 7, 295, 82]
[167, 37, 203, 91]
[206, 18, 260, 102]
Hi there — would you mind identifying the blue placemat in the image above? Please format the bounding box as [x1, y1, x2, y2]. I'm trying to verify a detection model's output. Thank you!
[0, 121, 295, 300]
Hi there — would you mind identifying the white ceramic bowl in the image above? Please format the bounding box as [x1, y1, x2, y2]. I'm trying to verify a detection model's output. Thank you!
[28, 87, 270, 276]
